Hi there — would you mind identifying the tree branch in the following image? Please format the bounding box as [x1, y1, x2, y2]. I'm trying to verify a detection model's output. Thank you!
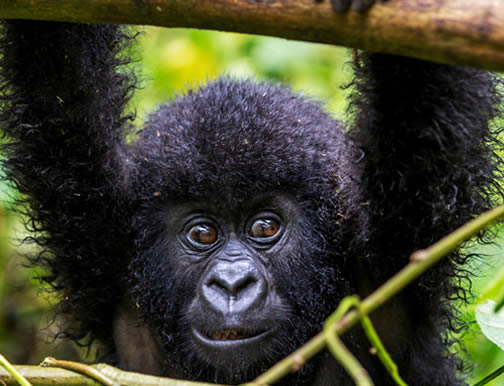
[1, 0, 504, 71]
[0, 362, 222, 385]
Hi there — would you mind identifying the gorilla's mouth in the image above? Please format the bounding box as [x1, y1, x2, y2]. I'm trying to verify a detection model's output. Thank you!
[207, 328, 264, 341]
[192, 327, 269, 345]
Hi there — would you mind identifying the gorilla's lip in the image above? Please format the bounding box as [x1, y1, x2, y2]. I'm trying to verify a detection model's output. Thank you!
[192, 326, 270, 346]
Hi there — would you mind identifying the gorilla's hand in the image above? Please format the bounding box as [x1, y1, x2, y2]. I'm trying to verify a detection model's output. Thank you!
[330, 0, 381, 12]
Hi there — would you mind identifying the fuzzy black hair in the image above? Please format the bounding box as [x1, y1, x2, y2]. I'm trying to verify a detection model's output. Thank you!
[0, 21, 137, 345]
[129, 77, 357, 249]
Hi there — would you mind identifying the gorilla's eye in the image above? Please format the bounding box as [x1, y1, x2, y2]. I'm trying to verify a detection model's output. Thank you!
[188, 224, 217, 244]
[249, 219, 280, 238]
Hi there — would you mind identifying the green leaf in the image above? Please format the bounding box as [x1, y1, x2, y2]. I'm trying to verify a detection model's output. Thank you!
[476, 300, 504, 350]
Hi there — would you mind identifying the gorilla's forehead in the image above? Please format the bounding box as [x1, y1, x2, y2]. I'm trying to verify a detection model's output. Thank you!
[160, 191, 302, 226]
[131, 77, 351, 206]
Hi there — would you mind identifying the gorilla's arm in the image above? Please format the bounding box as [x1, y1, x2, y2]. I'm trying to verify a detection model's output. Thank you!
[0, 21, 135, 341]
[349, 53, 503, 381]
[352, 53, 502, 280]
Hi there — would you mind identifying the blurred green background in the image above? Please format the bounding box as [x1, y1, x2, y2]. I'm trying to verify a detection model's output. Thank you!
[0, 26, 503, 384]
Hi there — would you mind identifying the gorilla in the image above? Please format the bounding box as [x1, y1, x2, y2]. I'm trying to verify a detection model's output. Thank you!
[0, 4, 502, 386]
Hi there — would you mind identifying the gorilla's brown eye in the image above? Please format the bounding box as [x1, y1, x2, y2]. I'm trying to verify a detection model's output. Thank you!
[189, 224, 217, 244]
[249, 219, 280, 238]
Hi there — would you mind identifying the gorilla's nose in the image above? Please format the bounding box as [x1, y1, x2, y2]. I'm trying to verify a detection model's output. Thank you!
[201, 260, 267, 314]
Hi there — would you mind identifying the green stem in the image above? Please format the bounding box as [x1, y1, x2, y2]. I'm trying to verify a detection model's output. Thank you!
[472, 364, 504, 386]
[42, 358, 117, 386]
[0, 354, 32, 386]
[325, 331, 373, 386]
[360, 312, 406, 385]
[324, 297, 373, 386]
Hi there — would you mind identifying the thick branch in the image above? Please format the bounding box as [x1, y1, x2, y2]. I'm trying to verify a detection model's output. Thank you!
[0, 363, 221, 385]
[1, 0, 504, 70]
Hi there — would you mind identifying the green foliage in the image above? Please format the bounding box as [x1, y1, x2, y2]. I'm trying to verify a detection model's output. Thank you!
[479, 264, 504, 312]
[476, 300, 504, 351]
[460, 238, 504, 385]
[130, 27, 352, 123]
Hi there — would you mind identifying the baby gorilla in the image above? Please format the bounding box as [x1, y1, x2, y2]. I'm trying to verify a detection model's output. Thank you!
[0, 20, 502, 386]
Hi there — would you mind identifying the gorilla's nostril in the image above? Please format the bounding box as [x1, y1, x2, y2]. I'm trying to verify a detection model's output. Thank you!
[201, 260, 266, 314]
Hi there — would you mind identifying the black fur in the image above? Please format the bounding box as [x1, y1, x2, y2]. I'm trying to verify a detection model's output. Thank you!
[0, 21, 502, 385]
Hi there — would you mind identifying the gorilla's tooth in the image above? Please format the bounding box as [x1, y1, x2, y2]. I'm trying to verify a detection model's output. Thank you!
[208, 328, 259, 341]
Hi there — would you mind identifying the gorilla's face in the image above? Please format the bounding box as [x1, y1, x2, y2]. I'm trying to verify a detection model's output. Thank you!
[122, 193, 344, 384]
[180, 196, 294, 366]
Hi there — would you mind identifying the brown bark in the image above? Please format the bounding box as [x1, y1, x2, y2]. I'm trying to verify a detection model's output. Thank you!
[1, 0, 504, 70]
